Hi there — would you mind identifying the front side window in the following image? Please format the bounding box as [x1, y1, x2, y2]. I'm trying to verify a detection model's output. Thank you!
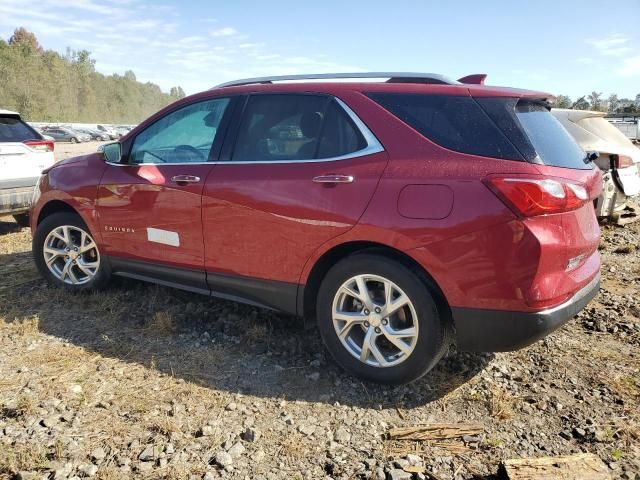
[130, 98, 230, 164]
[232, 94, 367, 162]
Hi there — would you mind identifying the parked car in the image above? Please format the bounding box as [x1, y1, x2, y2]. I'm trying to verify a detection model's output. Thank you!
[33, 127, 55, 142]
[552, 109, 640, 220]
[96, 124, 118, 140]
[30, 72, 602, 384]
[74, 128, 110, 141]
[43, 127, 90, 143]
[0, 109, 55, 226]
[114, 126, 131, 137]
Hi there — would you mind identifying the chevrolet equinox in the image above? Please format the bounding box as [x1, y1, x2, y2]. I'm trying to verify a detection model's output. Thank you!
[31, 72, 602, 384]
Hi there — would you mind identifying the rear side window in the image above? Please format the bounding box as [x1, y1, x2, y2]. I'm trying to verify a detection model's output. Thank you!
[318, 100, 367, 158]
[232, 94, 367, 162]
[514, 102, 590, 170]
[366, 93, 523, 160]
[0, 116, 40, 142]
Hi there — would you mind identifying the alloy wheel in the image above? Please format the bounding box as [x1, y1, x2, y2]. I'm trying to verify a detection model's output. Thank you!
[43, 225, 100, 285]
[331, 274, 419, 368]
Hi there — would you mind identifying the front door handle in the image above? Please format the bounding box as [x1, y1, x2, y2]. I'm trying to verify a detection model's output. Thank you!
[171, 175, 201, 184]
[312, 174, 354, 184]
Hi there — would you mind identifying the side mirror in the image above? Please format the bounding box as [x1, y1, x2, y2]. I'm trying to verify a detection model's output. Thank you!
[98, 142, 122, 163]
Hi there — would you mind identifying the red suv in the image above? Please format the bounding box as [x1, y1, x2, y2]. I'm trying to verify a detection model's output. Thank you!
[30, 73, 602, 384]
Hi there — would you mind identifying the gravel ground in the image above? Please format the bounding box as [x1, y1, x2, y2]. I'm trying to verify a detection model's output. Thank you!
[0, 149, 638, 479]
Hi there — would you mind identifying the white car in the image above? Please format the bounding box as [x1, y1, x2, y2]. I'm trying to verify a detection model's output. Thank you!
[552, 109, 640, 220]
[0, 109, 56, 226]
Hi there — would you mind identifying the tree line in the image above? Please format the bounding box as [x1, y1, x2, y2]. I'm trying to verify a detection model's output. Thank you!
[551, 91, 640, 115]
[2, 27, 639, 123]
[0, 28, 185, 124]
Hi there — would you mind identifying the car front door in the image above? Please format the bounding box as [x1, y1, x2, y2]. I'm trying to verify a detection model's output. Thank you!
[202, 93, 388, 312]
[96, 97, 233, 291]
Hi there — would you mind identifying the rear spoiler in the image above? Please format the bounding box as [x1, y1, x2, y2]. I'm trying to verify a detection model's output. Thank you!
[458, 74, 487, 85]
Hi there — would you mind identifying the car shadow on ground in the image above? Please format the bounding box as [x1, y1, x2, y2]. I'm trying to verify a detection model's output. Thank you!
[0, 218, 24, 236]
[0, 249, 493, 409]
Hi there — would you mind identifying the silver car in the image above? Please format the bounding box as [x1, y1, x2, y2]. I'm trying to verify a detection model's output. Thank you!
[43, 127, 91, 143]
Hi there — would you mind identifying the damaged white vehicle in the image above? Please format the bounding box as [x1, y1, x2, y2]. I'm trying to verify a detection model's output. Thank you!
[552, 109, 640, 221]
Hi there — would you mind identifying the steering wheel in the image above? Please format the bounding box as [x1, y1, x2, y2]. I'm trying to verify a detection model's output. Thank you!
[172, 145, 205, 163]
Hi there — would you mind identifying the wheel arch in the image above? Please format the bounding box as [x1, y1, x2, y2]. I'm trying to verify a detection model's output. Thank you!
[299, 241, 452, 330]
[36, 200, 80, 226]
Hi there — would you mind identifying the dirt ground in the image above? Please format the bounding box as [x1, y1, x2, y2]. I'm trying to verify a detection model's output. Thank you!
[53, 141, 108, 162]
[0, 144, 638, 479]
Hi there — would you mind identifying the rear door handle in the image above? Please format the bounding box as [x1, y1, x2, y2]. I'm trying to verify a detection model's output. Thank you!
[171, 175, 201, 184]
[312, 174, 354, 184]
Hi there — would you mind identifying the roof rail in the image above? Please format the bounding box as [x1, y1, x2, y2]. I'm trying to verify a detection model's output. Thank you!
[213, 72, 459, 89]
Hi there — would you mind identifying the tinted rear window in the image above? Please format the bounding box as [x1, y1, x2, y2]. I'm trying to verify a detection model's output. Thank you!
[515, 102, 591, 170]
[366, 93, 523, 160]
[0, 116, 40, 142]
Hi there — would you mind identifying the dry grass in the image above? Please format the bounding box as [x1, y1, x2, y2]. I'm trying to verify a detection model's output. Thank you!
[0, 442, 50, 475]
[278, 432, 307, 460]
[148, 310, 175, 335]
[488, 387, 515, 420]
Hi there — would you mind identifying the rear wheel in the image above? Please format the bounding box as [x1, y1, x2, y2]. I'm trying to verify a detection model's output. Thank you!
[317, 254, 450, 385]
[33, 212, 110, 291]
[13, 213, 30, 228]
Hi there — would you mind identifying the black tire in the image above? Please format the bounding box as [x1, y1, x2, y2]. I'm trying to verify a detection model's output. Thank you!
[33, 212, 110, 291]
[317, 253, 450, 385]
[13, 213, 30, 228]
[70, 137, 78, 143]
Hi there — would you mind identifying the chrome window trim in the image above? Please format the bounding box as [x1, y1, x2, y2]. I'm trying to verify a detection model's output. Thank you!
[106, 96, 384, 167]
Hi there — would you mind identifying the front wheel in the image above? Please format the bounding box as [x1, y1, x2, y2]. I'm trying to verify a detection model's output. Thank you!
[33, 212, 110, 291]
[70, 137, 78, 143]
[317, 254, 450, 385]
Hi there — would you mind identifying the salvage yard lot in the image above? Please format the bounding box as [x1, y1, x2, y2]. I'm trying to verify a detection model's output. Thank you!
[0, 181, 638, 478]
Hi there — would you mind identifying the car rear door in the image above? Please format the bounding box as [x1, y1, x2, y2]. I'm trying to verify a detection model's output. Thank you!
[96, 97, 234, 290]
[202, 93, 388, 312]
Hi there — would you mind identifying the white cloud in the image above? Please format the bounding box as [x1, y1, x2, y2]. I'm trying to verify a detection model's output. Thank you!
[576, 57, 595, 65]
[0, 0, 362, 95]
[587, 34, 631, 57]
[618, 56, 640, 77]
[210, 27, 237, 37]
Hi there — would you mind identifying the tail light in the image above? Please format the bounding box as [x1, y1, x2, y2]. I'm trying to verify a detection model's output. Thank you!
[484, 176, 589, 217]
[24, 140, 54, 153]
[611, 154, 633, 169]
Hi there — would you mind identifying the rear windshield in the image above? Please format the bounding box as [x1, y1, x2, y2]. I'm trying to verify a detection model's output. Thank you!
[0, 116, 41, 142]
[514, 102, 591, 170]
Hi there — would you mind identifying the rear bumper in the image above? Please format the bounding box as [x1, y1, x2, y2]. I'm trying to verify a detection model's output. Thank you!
[0, 186, 34, 216]
[452, 273, 600, 352]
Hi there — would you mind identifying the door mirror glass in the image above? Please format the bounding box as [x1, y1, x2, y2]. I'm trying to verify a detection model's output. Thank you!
[99, 142, 121, 163]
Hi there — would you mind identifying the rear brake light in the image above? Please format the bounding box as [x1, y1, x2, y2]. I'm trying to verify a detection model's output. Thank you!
[611, 154, 633, 169]
[24, 140, 54, 153]
[484, 176, 589, 217]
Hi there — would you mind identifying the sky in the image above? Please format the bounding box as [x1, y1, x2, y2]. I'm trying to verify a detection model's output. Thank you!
[0, 0, 639, 99]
